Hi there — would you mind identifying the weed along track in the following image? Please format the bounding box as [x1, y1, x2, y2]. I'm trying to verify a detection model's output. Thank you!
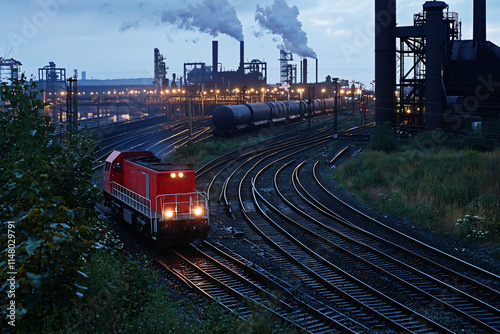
[308, 160, 500, 296]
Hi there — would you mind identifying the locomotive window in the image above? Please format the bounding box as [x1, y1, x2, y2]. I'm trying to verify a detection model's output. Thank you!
[105, 162, 111, 172]
[112, 162, 122, 172]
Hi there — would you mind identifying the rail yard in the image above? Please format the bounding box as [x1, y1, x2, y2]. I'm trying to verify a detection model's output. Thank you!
[3, 0, 500, 332]
[88, 111, 500, 333]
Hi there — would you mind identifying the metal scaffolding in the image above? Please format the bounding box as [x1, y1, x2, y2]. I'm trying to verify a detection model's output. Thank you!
[0, 58, 21, 85]
[154, 48, 168, 91]
[66, 77, 78, 140]
[279, 50, 296, 84]
[396, 8, 461, 127]
[38, 62, 66, 123]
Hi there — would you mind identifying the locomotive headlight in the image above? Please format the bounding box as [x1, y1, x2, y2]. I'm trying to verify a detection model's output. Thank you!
[178, 172, 184, 178]
[170, 173, 177, 178]
[193, 207, 204, 217]
[164, 210, 174, 219]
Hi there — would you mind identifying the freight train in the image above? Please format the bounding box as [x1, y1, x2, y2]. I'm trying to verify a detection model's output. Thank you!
[212, 99, 336, 134]
[103, 150, 209, 245]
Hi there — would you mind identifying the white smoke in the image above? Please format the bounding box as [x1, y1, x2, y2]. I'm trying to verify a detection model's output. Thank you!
[162, 0, 244, 41]
[255, 0, 317, 59]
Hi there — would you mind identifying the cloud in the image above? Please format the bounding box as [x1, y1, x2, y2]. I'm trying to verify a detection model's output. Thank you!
[100, 3, 112, 14]
[119, 20, 139, 32]
[161, 0, 244, 41]
[255, 0, 317, 59]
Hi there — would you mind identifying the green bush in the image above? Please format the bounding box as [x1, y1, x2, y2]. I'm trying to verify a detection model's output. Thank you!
[0, 75, 99, 331]
[35, 218, 246, 333]
[368, 122, 399, 153]
[455, 215, 500, 241]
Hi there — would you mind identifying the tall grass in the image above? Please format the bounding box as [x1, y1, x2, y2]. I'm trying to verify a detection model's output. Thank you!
[333, 148, 500, 243]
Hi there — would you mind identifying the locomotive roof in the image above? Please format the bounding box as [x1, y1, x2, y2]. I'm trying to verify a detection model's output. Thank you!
[124, 155, 193, 172]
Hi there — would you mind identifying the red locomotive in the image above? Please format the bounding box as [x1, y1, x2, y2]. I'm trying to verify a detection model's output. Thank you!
[103, 150, 209, 245]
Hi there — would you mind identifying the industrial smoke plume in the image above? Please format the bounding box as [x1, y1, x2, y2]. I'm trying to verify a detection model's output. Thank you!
[255, 0, 317, 59]
[161, 0, 244, 41]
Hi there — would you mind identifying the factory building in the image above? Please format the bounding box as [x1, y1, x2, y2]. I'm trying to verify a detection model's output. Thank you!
[0, 58, 22, 111]
[0, 57, 21, 85]
[183, 40, 267, 92]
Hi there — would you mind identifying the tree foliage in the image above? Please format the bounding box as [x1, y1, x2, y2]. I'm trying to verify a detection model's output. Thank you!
[0, 75, 100, 331]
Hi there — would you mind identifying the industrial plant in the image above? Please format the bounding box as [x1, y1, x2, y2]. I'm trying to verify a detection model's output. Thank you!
[1, 0, 498, 134]
[375, 0, 500, 131]
[2, 37, 349, 126]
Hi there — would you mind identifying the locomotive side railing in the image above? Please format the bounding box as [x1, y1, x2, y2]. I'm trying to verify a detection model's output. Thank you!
[111, 182, 154, 219]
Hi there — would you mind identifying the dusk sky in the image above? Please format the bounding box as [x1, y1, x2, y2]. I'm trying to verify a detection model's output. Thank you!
[2, 0, 500, 86]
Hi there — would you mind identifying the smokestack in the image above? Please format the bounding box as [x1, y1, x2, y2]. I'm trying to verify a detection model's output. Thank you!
[473, 0, 486, 43]
[316, 58, 318, 83]
[212, 41, 218, 74]
[239, 41, 244, 73]
[374, 0, 397, 125]
[423, 1, 448, 130]
[303, 58, 308, 84]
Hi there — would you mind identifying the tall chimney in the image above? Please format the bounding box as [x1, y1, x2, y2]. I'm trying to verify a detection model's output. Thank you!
[423, 1, 448, 130]
[303, 58, 308, 84]
[212, 41, 218, 74]
[239, 41, 244, 73]
[374, 0, 397, 125]
[473, 0, 486, 43]
[316, 58, 318, 83]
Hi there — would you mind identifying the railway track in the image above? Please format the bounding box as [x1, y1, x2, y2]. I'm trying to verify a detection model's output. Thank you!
[262, 158, 500, 332]
[100, 109, 498, 332]
[92, 116, 213, 170]
[156, 241, 367, 333]
[192, 119, 499, 332]
[237, 148, 450, 332]
[312, 157, 500, 292]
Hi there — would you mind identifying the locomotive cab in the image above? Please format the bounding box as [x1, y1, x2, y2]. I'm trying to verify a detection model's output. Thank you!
[103, 150, 156, 194]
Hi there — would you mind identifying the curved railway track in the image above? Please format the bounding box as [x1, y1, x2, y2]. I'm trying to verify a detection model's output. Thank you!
[264, 159, 500, 332]
[106, 112, 498, 332]
[92, 116, 213, 170]
[312, 157, 500, 292]
[192, 119, 499, 333]
[237, 148, 449, 333]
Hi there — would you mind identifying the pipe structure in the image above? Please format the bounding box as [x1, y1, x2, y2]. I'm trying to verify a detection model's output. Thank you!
[374, 0, 397, 125]
[423, 1, 448, 130]
[473, 0, 486, 43]
[212, 41, 218, 74]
